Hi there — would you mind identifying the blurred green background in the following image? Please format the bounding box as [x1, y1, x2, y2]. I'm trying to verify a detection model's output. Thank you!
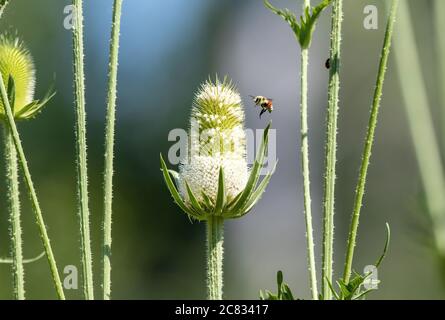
[0, 0, 444, 299]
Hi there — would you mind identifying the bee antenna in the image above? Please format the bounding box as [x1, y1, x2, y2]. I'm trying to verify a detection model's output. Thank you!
[249, 95, 255, 99]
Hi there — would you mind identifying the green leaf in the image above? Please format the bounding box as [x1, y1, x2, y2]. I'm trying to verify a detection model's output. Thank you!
[353, 288, 374, 300]
[375, 223, 391, 268]
[7, 75, 15, 112]
[160, 153, 201, 220]
[226, 191, 243, 209]
[214, 166, 225, 216]
[238, 161, 278, 216]
[168, 169, 180, 185]
[281, 284, 295, 300]
[298, 0, 332, 48]
[201, 191, 214, 211]
[264, 0, 299, 31]
[259, 270, 295, 300]
[185, 181, 204, 214]
[337, 280, 351, 299]
[14, 87, 56, 120]
[264, 0, 333, 49]
[231, 122, 271, 213]
[325, 277, 340, 300]
[259, 290, 265, 300]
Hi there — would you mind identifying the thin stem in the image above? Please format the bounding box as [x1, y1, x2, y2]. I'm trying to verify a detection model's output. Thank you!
[299, 0, 318, 301]
[3, 126, 25, 299]
[321, 0, 342, 300]
[72, 0, 94, 300]
[103, 0, 123, 300]
[342, 0, 399, 284]
[206, 216, 224, 300]
[0, 76, 65, 300]
[0, 0, 10, 19]
[393, 1, 445, 256]
[434, 0, 445, 151]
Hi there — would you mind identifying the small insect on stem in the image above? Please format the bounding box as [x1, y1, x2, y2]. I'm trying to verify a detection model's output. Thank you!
[249, 95, 274, 119]
[325, 58, 330, 69]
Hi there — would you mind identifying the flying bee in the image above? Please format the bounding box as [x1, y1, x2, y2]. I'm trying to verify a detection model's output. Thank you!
[249, 95, 274, 118]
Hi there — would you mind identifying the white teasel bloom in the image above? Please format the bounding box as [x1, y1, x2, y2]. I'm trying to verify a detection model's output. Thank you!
[161, 77, 275, 221]
[178, 79, 248, 204]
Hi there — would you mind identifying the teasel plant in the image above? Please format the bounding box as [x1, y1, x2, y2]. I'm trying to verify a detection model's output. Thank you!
[71, 0, 94, 299]
[264, 0, 336, 299]
[262, 0, 399, 299]
[0, 33, 65, 299]
[264, 0, 332, 300]
[161, 77, 276, 300]
[102, 0, 124, 300]
[342, 0, 399, 287]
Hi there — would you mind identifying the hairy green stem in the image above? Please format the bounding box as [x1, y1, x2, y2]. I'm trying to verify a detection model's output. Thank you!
[206, 216, 224, 300]
[393, 1, 445, 256]
[299, 0, 318, 301]
[103, 0, 123, 300]
[72, 0, 94, 300]
[434, 0, 445, 150]
[342, 0, 399, 284]
[3, 126, 24, 299]
[0, 76, 65, 300]
[321, 0, 342, 300]
[0, 0, 9, 19]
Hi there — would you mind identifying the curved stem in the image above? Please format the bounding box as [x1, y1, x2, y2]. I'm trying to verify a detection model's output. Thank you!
[3, 126, 25, 300]
[102, 0, 123, 301]
[72, 0, 94, 300]
[321, 0, 342, 300]
[0, 251, 45, 264]
[206, 216, 224, 300]
[343, 0, 399, 284]
[299, 0, 318, 301]
[0, 76, 65, 300]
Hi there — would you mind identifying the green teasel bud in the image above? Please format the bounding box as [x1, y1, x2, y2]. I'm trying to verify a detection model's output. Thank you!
[190, 78, 246, 157]
[161, 76, 277, 221]
[0, 33, 55, 120]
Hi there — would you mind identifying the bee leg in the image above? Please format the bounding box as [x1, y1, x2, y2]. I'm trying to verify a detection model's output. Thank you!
[259, 108, 266, 118]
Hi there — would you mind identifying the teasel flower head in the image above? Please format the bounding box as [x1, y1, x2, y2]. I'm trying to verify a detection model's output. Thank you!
[0, 33, 55, 121]
[161, 77, 276, 221]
